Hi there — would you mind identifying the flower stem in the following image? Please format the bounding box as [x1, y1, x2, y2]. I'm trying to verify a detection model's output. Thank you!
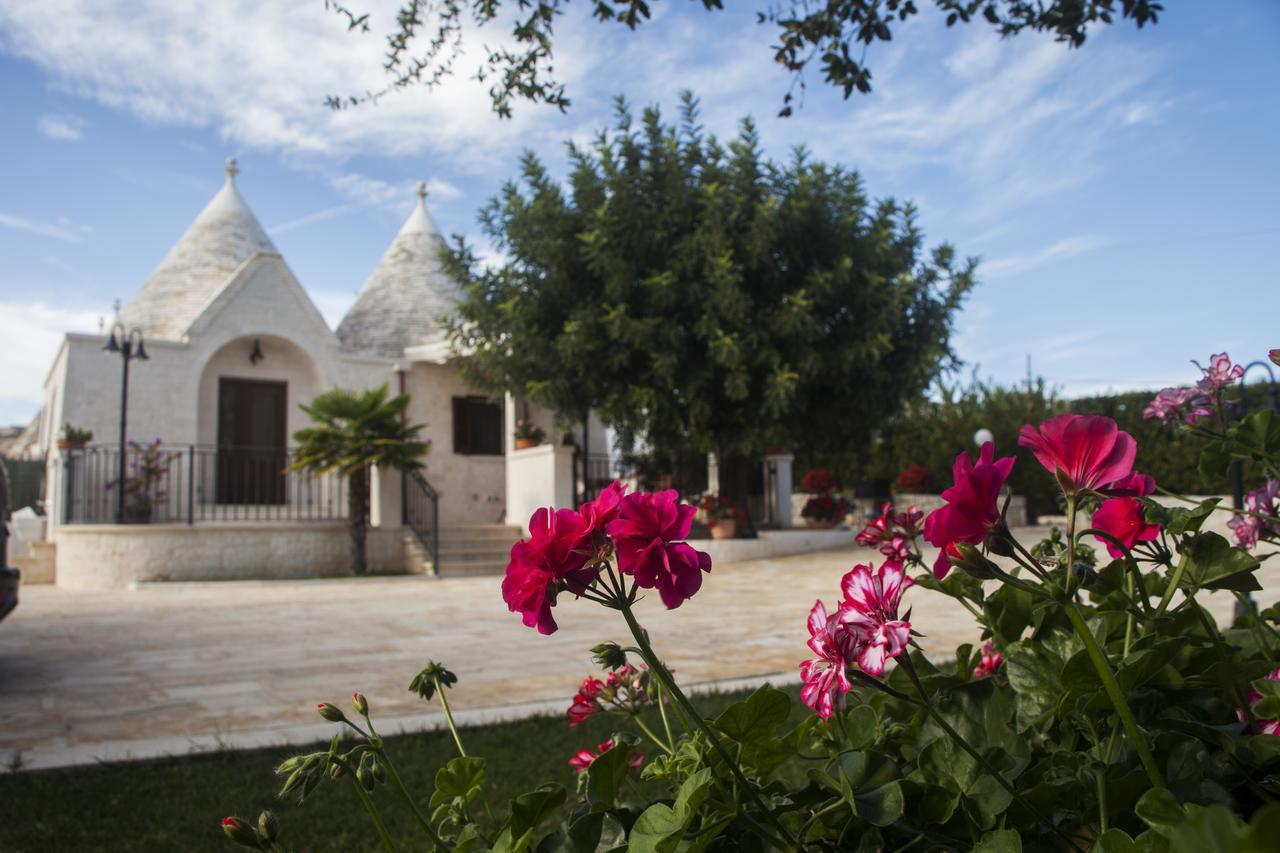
[1065, 496, 1165, 791]
[633, 714, 674, 755]
[433, 675, 467, 758]
[1062, 602, 1165, 790]
[348, 771, 399, 853]
[377, 750, 449, 850]
[616, 595, 796, 848]
[898, 656, 1086, 853]
[655, 679, 677, 745]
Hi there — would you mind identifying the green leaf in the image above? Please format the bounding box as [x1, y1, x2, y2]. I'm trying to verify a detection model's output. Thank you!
[1235, 410, 1280, 458]
[1198, 442, 1232, 485]
[841, 703, 879, 750]
[428, 756, 486, 809]
[627, 803, 682, 853]
[973, 828, 1022, 852]
[1179, 532, 1261, 592]
[1003, 641, 1065, 729]
[1094, 828, 1138, 853]
[507, 784, 567, 841]
[584, 738, 639, 810]
[1135, 787, 1185, 832]
[1165, 498, 1221, 536]
[854, 780, 904, 827]
[713, 684, 790, 743]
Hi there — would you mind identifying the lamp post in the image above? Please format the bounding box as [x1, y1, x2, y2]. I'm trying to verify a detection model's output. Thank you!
[974, 427, 994, 448]
[104, 322, 149, 522]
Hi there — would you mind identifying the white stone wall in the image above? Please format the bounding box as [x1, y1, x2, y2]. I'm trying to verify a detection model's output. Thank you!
[403, 362, 506, 525]
[505, 443, 576, 533]
[55, 524, 405, 589]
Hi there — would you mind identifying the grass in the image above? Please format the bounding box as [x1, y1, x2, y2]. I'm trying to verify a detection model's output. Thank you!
[0, 683, 803, 852]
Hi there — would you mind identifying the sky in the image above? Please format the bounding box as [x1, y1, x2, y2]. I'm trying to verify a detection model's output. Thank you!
[0, 1, 1277, 426]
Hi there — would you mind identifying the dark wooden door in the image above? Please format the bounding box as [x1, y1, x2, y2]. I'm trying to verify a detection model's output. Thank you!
[217, 378, 287, 505]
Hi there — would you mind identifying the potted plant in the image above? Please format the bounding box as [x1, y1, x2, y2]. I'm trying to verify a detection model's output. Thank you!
[57, 423, 93, 451]
[798, 466, 838, 495]
[514, 420, 546, 450]
[801, 493, 852, 528]
[697, 493, 740, 539]
[106, 439, 171, 524]
[893, 463, 934, 494]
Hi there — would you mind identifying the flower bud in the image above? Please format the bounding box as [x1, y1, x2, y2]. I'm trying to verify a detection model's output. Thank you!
[948, 542, 1000, 580]
[591, 642, 628, 671]
[221, 817, 259, 848]
[370, 758, 386, 783]
[317, 702, 346, 723]
[257, 810, 279, 843]
[357, 765, 376, 791]
[328, 759, 346, 779]
[352, 692, 368, 716]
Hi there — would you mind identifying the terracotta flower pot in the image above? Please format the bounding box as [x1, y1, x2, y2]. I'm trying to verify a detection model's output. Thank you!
[515, 437, 540, 450]
[57, 439, 88, 452]
[709, 519, 736, 540]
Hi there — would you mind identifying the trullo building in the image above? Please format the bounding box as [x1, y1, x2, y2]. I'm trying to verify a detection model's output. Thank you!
[25, 160, 607, 589]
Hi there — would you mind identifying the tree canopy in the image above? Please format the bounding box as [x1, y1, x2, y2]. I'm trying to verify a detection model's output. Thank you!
[445, 94, 974, 496]
[323, 0, 1162, 117]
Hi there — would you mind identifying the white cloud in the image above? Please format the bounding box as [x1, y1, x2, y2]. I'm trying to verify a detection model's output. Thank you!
[268, 204, 355, 236]
[35, 112, 85, 140]
[0, 300, 101, 423]
[0, 212, 84, 242]
[981, 235, 1109, 279]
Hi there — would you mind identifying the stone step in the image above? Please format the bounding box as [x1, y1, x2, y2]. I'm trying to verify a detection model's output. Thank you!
[437, 549, 512, 563]
[436, 560, 507, 577]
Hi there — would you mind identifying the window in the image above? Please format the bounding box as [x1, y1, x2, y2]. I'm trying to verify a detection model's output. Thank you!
[452, 395, 503, 455]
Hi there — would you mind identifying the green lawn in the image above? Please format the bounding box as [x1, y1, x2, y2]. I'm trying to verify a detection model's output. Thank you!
[0, 683, 802, 852]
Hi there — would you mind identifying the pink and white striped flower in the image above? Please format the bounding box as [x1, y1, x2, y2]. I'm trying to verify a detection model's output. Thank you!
[838, 561, 913, 677]
[799, 600, 856, 719]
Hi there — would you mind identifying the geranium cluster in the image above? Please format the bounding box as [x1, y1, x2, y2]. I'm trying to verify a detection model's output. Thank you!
[800, 561, 913, 718]
[1229, 481, 1280, 551]
[1238, 667, 1280, 737]
[801, 493, 852, 525]
[566, 664, 651, 726]
[855, 501, 924, 563]
[502, 482, 712, 633]
[1143, 352, 1244, 424]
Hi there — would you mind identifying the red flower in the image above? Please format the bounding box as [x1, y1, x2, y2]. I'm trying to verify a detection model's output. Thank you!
[1018, 414, 1136, 497]
[568, 739, 644, 774]
[502, 507, 598, 635]
[838, 561, 913, 676]
[607, 491, 712, 609]
[1106, 471, 1155, 497]
[566, 676, 605, 726]
[972, 642, 1002, 680]
[799, 600, 856, 719]
[922, 442, 1015, 579]
[1238, 667, 1280, 736]
[1091, 497, 1160, 559]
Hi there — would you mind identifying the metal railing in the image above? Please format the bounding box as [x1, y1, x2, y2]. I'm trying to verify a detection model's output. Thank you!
[574, 452, 619, 507]
[62, 444, 347, 524]
[404, 470, 439, 573]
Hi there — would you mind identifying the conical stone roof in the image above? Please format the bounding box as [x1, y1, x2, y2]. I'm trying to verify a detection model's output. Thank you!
[337, 182, 461, 358]
[119, 159, 277, 340]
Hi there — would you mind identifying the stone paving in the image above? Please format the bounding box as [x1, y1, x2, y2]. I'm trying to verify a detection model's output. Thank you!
[1, 527, 1275, 771]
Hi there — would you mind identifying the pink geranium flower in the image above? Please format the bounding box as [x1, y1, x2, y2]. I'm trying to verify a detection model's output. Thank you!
[972, 642, 1002, 680]
[922, 442, 1015, 579]
[1091, 497, 1161, 559]
[1270, 349, 1280, 368]
[1106, 471, 1156, 497]
[566, 676, 605, 726]
[1196, 352, 1245, 394]
[1018, 414, 1137, 497]
[838, 561, 913, 677]
[855, 503, 893, 548]
[1237, 667, 1280, 736]
[800, 600, 856, 719]
[1229, 480, 1280, 550]
[502, 506, 599, 635]
[568, 739, 644, 774]
[580, 480, 628, 538]
[607, 490, 712, 609]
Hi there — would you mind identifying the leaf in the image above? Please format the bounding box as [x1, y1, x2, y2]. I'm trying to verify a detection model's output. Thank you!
[1003, 641, 1065, 729]
[1135, 787, 1185, 832]
[627, 803, 682, 853]
[428, 756, 487, 809]
[841, 703, 879, 750]
[713, 684, 790, 743]
[854, 780, 904, 827]
[506, 784, 567, 842]
[1094, 828, 1139, 853]
[1165, 498, 1221, 536]
[972, 828, 1022, 852]
[1235, 410, 1280, 458]
[1178, 532, 1261, 592]
[584, 738, 639, 810]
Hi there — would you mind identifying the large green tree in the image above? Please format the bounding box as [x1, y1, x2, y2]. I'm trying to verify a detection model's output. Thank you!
[323, 0, 1162, 116]
[290, 385, 429, 574]
[446, 95, 973, 528]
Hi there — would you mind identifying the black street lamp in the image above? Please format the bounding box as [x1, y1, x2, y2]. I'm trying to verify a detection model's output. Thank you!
[104, 322, 149, 522]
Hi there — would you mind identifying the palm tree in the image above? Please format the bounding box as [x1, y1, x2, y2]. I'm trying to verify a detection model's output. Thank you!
[290, 384, 429, 574]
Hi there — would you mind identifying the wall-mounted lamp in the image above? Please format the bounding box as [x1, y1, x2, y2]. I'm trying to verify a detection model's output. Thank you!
[249, 339, 264, 365]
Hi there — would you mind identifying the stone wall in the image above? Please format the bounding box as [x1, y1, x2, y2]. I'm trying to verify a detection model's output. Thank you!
[55, 524, 405, 590]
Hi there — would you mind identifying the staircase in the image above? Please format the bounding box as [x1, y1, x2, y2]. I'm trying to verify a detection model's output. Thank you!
[11, 541, 56, 584]
[432, 524, 522, 577]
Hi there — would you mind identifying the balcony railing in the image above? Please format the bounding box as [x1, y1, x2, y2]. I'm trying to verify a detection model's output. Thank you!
[61, 444, 347, 525]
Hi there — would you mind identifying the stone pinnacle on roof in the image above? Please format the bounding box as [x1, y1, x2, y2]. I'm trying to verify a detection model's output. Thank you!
[118, 158, 277, 340]
[336, 181, 462, 358]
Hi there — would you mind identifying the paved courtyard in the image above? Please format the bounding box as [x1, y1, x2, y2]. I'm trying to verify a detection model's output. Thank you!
[2, 528, 1274, 771]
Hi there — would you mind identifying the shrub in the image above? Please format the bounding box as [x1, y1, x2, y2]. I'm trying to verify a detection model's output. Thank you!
[799, 466, 839, 494]
[221, 351, 1280, 851]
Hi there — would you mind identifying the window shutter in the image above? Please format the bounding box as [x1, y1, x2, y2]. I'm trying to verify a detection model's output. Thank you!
[452, 396, 470, 454]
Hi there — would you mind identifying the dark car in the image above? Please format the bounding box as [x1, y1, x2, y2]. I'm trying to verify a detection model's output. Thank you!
[0, 566, 16, 622]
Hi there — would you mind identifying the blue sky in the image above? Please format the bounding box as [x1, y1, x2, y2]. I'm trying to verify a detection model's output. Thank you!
[0, 1, 1277, 426]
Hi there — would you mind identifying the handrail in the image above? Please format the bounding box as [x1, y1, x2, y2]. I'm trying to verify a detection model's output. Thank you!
[405, 470, 440, 575]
